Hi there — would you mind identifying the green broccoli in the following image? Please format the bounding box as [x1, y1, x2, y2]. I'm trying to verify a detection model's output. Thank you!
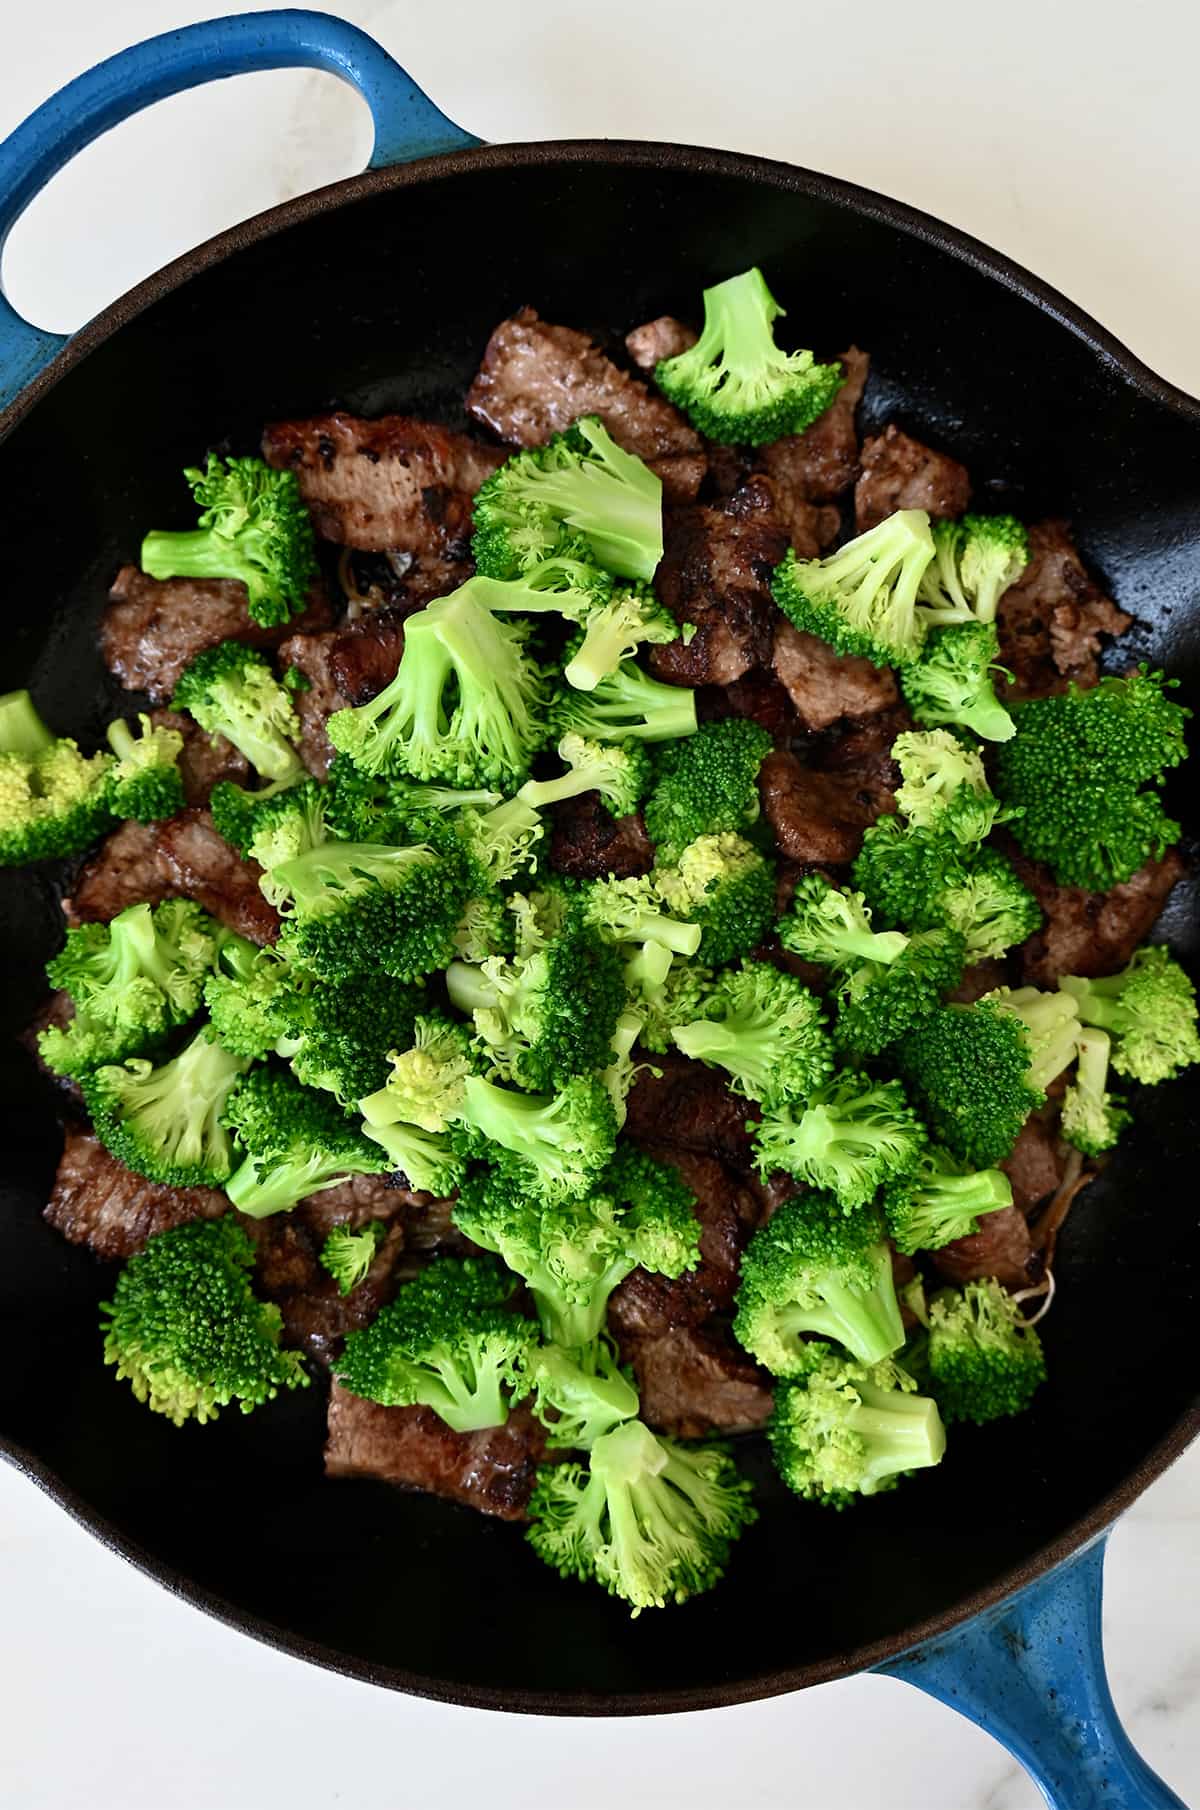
[141, 453, 318, 628]
[105, 714, 186, 821]
[562, 583, 680, 691]
[916, 513, 1029, 626]
[779, 873, 910, 970]
[601, 1006, 647, 1128]
[937, 847, 1043, 962]
[450, 794, 544, 888]
[574, 873, 704, 960]
[100, 1216, 308, 1425]
[643, 717, 773, 862]
[525, 1336, 641, 1448]
[852, 816, 971, 930]
[273, 835, 472, 982]
[993, 670, 1189, 890]
[1060, 1027, 1130, 1157]
[460, 1073, 617, 1208]
[551, 653, 699, 745]
[892, 730, 1007, 843]
[358, 1013, 474, 1194]
[653, 832, 775, 965]
[324, 758, 502, 844]
[172, 642, 305, 787]
[636, 956, 718, 1053]
[751, 1071, 926, 1211]
[0, 688, 113, 865]
[653, 267, 842, 445]
[203, 935, 297, 1060]
[926, 1277, 1047, 1423]
[833, 929, 966, 1058]
[336, 1257, 535, 1432]
[319, 1219, 387, 1295]
[1060, 946, 1200, 1085]
[452, 889, 513, 965]
[734, 1190, 906, 1369]
[770, 1346, 945, 1506]
[882, 1146, 1014, 1255]
[671, 961, 833, 1108]
[527, 1417, 756, 1613]
[900, 623, 1016, 742]
[82, 1029, 250, 1186]
[471, 417, 664, 584]
[222, 1065, 391, 1218]
[215, 776, 329, 891]
[772, 510, 934, 668]
[517, 733, 652, 820]
[40, 900, 217, 1078]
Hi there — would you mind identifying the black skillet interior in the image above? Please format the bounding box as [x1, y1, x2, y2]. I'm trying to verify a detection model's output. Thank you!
[0, 147, 1197, 1712]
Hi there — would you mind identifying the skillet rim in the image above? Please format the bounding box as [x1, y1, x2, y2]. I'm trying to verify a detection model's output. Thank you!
[1, 135, 1197, 1711]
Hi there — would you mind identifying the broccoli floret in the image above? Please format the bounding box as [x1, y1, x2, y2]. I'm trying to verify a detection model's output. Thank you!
[222, 1065, 390, 1218]
[653, 832, 775, 965]
[604, 1141, 703, 1272]
[203, 935, 297, 1060]
[472, 417, 663, 583]
[772, 510, 934, 668]
[276, 970, 422, 1105]
[834, 928, 966, 1058]
[916, 513, 1029, 626]
[471, 555, 679, 689]
[734, 1190, 906, 1369]
[937, 847, 1043, 962]
[40, 900, 217, 1078]
[319, 1220, 387, 1295]
[671, 961, 833, 1108]
[273, 835, 472, 982]
[172, 642, 304, 786]
[900, 988, 1080, 1167]
[751, 1071, 925, 1212]
[575, 873, 703, 960]
[926, 1278, 1047, 1423]
[601, 1006, 646, 1128]
[892, 729, 1006, 842]
[779, 873, 912, 970]
[1060, 1027, 1130, 1156]
[238, 778, 330, 895]
[141, 453, 317, 628]
[324, 757, 503, 844]
[82, 1029, 250, 1186]
[100, 1216, 307, 1425]
[461, 1073, 617, 1208]
[653, 267, 842, 445]
[0, 689, 113, 865]
[336, 1257, 535, 1432]
[525, 1337, 641, 1448]
[636, 956, 718, 1053]
[359, 1011, 474, 1131]
[882, 1146, 1014, 1255]
[105, 714, 186, 822]
[551, 654, 699, 745]
[518, 732, 652, 820]
[452, 889, 512, 965]
[770, 1346, 945, 1506]
[993, 670, 1189, 890]
[900, 623, 1015, 742]
[852, 815, 970, 929]
[643, 718, 773, 863]
[527, 1417, 756, 1613]
[1060, 946, 1200, 1085]
[562, 583, 680, 691]
[452, 794, 545, 887]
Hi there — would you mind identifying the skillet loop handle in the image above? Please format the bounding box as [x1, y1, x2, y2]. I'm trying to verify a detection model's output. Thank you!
[877, 1538, 1186, 1810]
[0, 8, 480, 409]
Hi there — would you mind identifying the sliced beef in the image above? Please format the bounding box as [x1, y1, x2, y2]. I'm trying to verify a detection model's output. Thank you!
[548, 798, 655, 879]
[771, 621, 898, 732]
[275, 629, 342, 776]
[20, 993, 85, 1115]
[759, 748, 897, 864]
[625, 315, 697, 373]
[947, 958, 1008, 1005]
[465, 307, 704, 502]
[623, 1051, 758, 1170]
[1012, 849, 1186, 987]
[158, 809, 280, 944]
[812, 704, 912, 779]
[996, 521, 1131, 698]
[608, 1151, 762, 1335]
[757, 347, 870, 506]
[149, 708, 250, 806]
[102, 566, 332, 703]
[403, 1193, 476, 1257]
[64, 820, 176, 924]
[277, 609, 407, 777]
[651, 479, 787, 687]
[854, 425, 970, 533]
[45, 1127, 227, 1258]
[325, 1386, 547, 1521]
[1001, 1113, 1065, 1215]
[696, 667, 800, 741]
[930, 1204, 1043, 1290]
[294, 1174, 420, 1239]
[251, 1212, 407, 1367]
[617, 1323, 773, 1438]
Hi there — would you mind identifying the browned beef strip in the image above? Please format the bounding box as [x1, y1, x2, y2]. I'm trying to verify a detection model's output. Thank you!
[696, 667, 800, 741]
[947, 958, 1009, 1004]
[293, 1174, 422, 1239]
[757, 347, 870, 506]
[624, 315, 697, 373]
[1001, 1112, 1065, 1215]
[250, 1212, 408, 1367]
[996, 521, 1131, 699]
[1011, 848, 1186, 987]
[275, 629, 342, 776]
[45, 1127, 228, 1258]
[548, 797, 655, 879]
[854, 425, 970, 532]
[64, 820, 177, 924]
[771, 621, 898, 732]
[651, 479, 786, 687]
[616, 1323, 773, 1438]
[158, 809, 280, 944]
[623, 1051, 758, 1170]
[465, 307, 705, 502]
[930, 1204, 1043, 1290]
[278, 609, 407, 777]
[20, 993, 86, 1114]
[759, 748, 897, 864]
[609, 1150, 762, 1336]
[102, 567, 332, 703]
[325, 1386, 547, 1521]
[811, 704, 912, 778]
[149, 708, 250, 806]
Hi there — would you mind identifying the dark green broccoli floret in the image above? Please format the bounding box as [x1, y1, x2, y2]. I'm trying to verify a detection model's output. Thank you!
[772, 511, 934, 668]
[1061, 946, 1200, 1085]
[1060, 1027, 1130, 1157]
[336, 1257, 535, 1432]
[172, 641, 305, 786]
[0, 688, 113, 865]
[882, 1146, 1014, 1255]
[40, 900, 217, 1078]
[273, 835, 472, 982]
[203, 936, 297, 1060]
[653, 832, 775, 965]
[734, 1191, 906, 1369]
[517, 733, 652, 819]
[82, 1029, 250, 1187]
[105, 714, 186, 821]
[770, 1346, 945, 1506]
[916, 513, 1029, 626]
[141, 453, 317, 628]
[993, 670, 1189, 890]
[551, 653, 699, 745]
[852, 816, 971, 930]
[671, 961, 833, 1107]
[653, 267, 842, 445]
[222, 1065, 390, 1219]
[527, 1417, 756, 1613]
[643, 718, 773, 863]
[900, 623, 1015, 742]
[636, 957, 719, 1053]
[779, 873, 910, 969]
[833, 928, 966, 1058]
[937, 847, 1043, 962]
[357, 1013, 473, 1195]
[324, 758, 503, 844]
[926, 1278, 1047, 1423]
[751, 1072, 925, 1211]
[892, 730, 1007, 843]
[525, 1336, 641, 1448]
[472, 417, 664, 583]
[466, 1073, 619, 1205]
[319, 1220, 387, 1295]
[208, 774, 329, 885]
[100, 1216, 307, 1425]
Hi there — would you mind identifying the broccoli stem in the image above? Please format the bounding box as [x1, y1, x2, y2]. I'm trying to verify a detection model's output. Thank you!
[958, 694, 1016, 742]
[104, 719, 141, 764]
[625, 942, 675, 994]
[845, 1382, 947, 1489]
[0, 689, 55, 757]
[142, 528, 245, 587]
[445, 961, 501, 1016]
[519, 769, 596, 808]
[423, 1354, 508, 1433]
[777, 1244, 905, 1366]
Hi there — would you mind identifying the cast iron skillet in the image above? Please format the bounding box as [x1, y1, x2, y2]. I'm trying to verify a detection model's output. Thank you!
[0, 13, 1196, 1801]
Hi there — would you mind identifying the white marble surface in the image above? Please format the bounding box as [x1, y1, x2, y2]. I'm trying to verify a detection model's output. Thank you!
[1, 3, 1198, 1805]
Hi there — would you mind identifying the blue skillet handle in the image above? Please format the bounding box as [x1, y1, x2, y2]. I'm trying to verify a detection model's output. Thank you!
[0, 9, 480, 408]
[878, 1537, 1188, 1810]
